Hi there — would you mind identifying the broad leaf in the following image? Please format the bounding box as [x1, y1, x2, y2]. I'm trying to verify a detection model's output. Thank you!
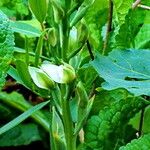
[0, 123, 41, 146]
[91, 49, 150, 96]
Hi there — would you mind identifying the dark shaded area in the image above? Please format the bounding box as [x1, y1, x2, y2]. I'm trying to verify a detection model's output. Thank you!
[0, 141, 48, 150]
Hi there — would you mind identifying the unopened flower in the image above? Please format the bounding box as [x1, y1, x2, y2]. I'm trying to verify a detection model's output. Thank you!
[41, 61, 76, 84]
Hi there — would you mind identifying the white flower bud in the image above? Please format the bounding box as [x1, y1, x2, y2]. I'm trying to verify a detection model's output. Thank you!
[41, 61, 76, 84]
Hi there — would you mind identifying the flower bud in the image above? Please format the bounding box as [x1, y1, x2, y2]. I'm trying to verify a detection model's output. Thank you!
[28, 66, 55, 90]
[62, 63, 76, 83]
[41, 61, 76, 84]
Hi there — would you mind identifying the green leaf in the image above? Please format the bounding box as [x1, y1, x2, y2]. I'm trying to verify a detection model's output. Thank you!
[51, 107, 66, 150]
[111, 9, 147, 49]
[15, 60, 33, 89]
[0, 123, 41, 146]
[0, 10, 14, 89]
[91, 89, 129, 115]
[29, 0, 48, 23]
[0, 103, 13, 121]
[113, 0, 133, 26]
[134, 24, 150, 49]
[119, 133, 150, 150]
[85, 97, 149, 150]
[8, 66, 23, 84]
[84, 0, 108, 49]
[91, 49, 150, 96]
[34, 30, 48, 67]
[0, 100, 49, 135]
[130, 105, 150, 134]
[0, 92, 49, 132]
[77, 65, 97, 93]
[10, 21, 41, 37]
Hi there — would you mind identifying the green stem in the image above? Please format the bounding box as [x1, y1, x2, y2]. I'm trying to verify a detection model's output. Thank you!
[49, 104, 56, 150]
[25, 36, 29, 65]
[60, 84, 76, 150]
[62, 97, 76, 150]
[62, 16, 70, 61]
[61, 0, 71, 61]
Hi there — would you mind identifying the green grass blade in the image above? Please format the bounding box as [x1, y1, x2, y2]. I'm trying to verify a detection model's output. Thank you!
[0, 100, 49, 135]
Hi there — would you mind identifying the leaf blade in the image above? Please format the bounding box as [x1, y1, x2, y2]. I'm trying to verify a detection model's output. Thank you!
[0, 100, 49, 135]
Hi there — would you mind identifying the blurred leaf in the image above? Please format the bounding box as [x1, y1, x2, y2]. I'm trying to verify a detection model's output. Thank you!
[0, 123, 41, 146]
[29, 0, 48, 23]
[10, 21, 41, 37]
[134, 24, 150, 49]
[0, 92, 49, 133]
[130, 105, 150, 134]
[0, 103, 12, 121]
[113, 0, 133, 26]
[91, 49, 150, 96]
[0, 0, 29, 18]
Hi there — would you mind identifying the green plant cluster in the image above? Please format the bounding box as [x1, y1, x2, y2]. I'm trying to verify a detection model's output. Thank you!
[0, 0, 150, 150]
